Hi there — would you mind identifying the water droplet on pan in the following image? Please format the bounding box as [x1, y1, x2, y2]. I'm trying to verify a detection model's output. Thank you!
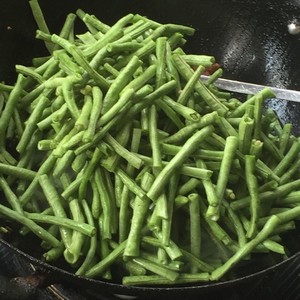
[287, 20, 300, 35]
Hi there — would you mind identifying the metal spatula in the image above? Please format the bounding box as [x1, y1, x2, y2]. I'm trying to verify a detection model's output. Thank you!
[200, 75, 300, 103]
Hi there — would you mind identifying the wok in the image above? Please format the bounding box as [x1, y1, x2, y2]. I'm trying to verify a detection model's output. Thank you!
[1, 0, 300, 298]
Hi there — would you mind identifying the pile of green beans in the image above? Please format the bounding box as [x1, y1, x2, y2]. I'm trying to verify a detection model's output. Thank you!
[0, 0, 300, 286]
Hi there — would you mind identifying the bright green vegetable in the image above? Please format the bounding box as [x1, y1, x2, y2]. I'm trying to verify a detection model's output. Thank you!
[0, 5, 300, 287]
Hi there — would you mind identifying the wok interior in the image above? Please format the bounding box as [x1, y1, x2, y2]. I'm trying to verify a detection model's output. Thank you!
[1, 0, 300, 294]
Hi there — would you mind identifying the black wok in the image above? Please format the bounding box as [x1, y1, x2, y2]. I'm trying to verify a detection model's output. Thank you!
[1, 0, 300, 298]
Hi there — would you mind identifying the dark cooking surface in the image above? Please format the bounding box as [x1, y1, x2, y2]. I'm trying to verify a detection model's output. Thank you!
[1, 0, 300, 299]
[1, 240, 300, 300]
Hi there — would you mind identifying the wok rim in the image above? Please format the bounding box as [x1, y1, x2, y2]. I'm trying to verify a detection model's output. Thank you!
[0, 236, 299, 296]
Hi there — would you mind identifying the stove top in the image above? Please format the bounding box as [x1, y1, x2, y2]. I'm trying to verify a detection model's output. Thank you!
[1, 242, 300, 300]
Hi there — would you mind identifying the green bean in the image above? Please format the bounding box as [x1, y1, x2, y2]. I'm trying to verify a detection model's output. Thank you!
[114, 40, 155, 69]
[84, 14, 133, 57]
[0, 75, 26, 147]
[145, 232, 183, 261]
[178, 178, 201, 195]
[174, 195, 189, 209]
[98, 88, 135, 127]
[82, 86, 103, 142]
[76, 103, 133, 155]
[54, 51, 83, 75]
[124, 172, 154, 257]
[118, 183, 133, 242]
[238, 116, 254, 154]
[103, 62, 119, 77]
[102, 56, 142, 113]
[114, 172, 123, 208]
[75, 94, 93, 130]
[148, 104, 163, 172]
[61, 77, 81, 120]
[118, 128, 142, 242]
[273, 140, 300, 177]
[217, 116, 238, 137]
[0, 203, 60, 248]
[0, 84, 15, 93]
[19, 154, 57, 206]
[51, 103, 70, 124]
[115, 167, 149, 203]
[207, 133, 280, 181]
[229, 87, 275, 118]
[231, 179, 300, 211]
[133, 257, 179, 281]
[29, 0, 54, 53]
[79, 10, 110, 33]
[88, 178, 101, 220]
[37, 139, 57, 151]
[209, 86, 230, 100]
[162, 111, 218, 144]
[52, 150, 75, 178]
[160, 174, 179, 247]
[43, 243, 64, 262]
[60, 171, 84, 201]
[123, 65, 157, 94]
[100, 123, 132, 171]
[94, 168, 112, 240]
[34, 57, 58, 80]
[85, 240, 127, 278]
[188, 193, 201, 267]
[279, 156, 300, 185]
[78, 148, 102, 200]
[0, 163, 36, 181]
[211, 215, 281, 280]
[0, 176, 23, 214]
[263, 240, 285, 255]
[279, 123, 293, 155]
[147, 126, 214, 202]
[117, 80, 177, 129]
[201, 201, 238, 253]
[172, 54, 228, 116]
[148, 193, 168, 229]
[156, 98, 186, 129]
[124, 20, 152, 39]
[163, 95, 200, 122]
[76, 199, 98, 276]
[205, 68, 223, 85]
[213, 136, 238, 220]
[123, 272, 210, 285]
[163, 44, 178, 88]
[137, 153, 213, 180]
[196, 161, 219, 219]
[25, 211, 94, 237]
[253, 94, 263, 139]
[244, 155, 260, 238]
[50, 34, 110, 90]
[64, 199, 87, 264]
[71, 152, 87, 173]
[155, 37, 168, 88]
[57, 12, 77, 43]
[260, 132, 283, 163]
[181, 54, 215, 67]
[249, 139, 263, 158]
[103, 162, 122, 220]
[16, 65, 44, 84]
[38, 174, 72, 250]
[223, 200, 246, 248]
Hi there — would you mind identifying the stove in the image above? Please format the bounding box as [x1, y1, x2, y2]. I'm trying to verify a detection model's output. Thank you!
[1, 242, 300, 300]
